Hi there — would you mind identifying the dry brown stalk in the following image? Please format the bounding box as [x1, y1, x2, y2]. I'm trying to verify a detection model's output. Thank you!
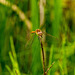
[39, 37, 45, 75]
[45, 62, 55, 75]
[39, 37, 55, 75]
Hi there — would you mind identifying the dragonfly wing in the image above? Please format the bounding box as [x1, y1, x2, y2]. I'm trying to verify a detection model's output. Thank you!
[24, 33, 35, 49]
[42, 31, 58, 40]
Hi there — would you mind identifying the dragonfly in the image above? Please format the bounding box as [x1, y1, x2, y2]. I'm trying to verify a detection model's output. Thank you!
[25, 29, 58, 48]
[17, 29, 58, 57]
[17, 29, 57, 74]
[31, 29, 58, 39]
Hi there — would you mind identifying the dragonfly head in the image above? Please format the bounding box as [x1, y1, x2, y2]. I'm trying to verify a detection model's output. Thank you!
[36, 29, 43, 38]
[31, 29, 43, 38]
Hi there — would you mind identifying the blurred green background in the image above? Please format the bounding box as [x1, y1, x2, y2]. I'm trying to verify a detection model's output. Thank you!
[0, 0, 75, 75]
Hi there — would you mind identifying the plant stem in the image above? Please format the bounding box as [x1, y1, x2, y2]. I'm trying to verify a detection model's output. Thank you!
[39, 37, 55, 75]
[45, 62, 55, 75]
[39, 37, 45, 75]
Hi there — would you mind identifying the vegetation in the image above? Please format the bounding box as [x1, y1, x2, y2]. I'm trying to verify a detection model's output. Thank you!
[0, 0, 75, 75]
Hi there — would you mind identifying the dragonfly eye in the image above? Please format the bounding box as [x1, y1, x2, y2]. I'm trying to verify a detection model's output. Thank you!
[36, 29, 41, 32]
[35, 29, 43, 37]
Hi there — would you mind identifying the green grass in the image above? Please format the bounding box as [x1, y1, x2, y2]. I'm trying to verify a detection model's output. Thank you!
[6, 36, 21, 75]
[31, 0, 43, 75]
[0, 0, 75, 75]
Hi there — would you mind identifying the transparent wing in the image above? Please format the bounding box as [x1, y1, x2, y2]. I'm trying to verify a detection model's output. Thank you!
[42, 31, 58, 40]
[16, 33, 35, 57]
[24, 33, 35, 49]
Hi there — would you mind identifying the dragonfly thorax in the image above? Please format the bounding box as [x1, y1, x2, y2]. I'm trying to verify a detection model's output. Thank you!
[31, 29, 43, 38]
[35, 29, 43, 38]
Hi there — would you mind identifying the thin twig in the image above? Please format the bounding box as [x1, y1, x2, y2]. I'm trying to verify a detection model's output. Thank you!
[45, 62, 55, 75]
[39, 37, 45, 75]
[38, 32, 55, 75]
